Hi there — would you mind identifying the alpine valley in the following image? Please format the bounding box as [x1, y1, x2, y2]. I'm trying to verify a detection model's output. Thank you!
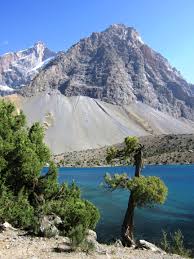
[1, 24, 194, 154]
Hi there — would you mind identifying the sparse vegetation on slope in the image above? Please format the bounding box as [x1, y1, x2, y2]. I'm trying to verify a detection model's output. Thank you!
[160, 230, 192, 258]
[55, 134, 194, 167]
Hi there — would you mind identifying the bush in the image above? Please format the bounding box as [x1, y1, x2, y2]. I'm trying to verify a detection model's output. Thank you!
[68, 224, 95, 253]
[0, 185, 34, 228]
[160, 230, 191, 258]
[69, 224, 86, 250]
[0, 100, 100, 241]
[41, 187, 100, 236]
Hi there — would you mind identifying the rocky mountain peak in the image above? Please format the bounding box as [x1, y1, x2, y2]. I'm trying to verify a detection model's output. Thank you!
[33, 41, 53, 60]
[105, 24, 144, 44]
[34, 41, 46, 48]
[22, 24, 194, 121]
[0, 42, 56, 95]
[2, 24, 194, 122]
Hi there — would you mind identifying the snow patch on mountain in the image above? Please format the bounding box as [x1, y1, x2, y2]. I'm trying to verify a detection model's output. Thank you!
[0, 42, 56, 95]
[31, 56, 55, 72]
[0, 85, 14, 91]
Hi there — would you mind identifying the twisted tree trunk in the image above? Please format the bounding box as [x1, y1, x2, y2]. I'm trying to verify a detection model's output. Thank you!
[121, 192, 136, 246]
[121, 145, 144, 246]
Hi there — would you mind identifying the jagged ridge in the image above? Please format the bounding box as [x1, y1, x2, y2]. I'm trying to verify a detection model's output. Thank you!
[21, 24, 194, 121]
[0, 42, 56, 95]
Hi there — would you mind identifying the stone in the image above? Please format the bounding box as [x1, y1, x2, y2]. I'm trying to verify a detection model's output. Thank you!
[0, 222, 16, 231]
[85, 230, 107, 254]
[63, 236, 71, 244]
[54, 244, 72, 253]
[87, 229, 97, 241]
[137, 240, 165, 253]
[38, 214, 62, 237]
[114, 239, 123, 247]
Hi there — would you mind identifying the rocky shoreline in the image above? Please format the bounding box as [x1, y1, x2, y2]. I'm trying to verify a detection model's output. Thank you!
[0, 222, 185, 259]
[54, 134, 194, 168]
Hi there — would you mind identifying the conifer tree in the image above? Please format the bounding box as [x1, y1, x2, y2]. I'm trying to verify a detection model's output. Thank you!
[104, 137, 168, 246]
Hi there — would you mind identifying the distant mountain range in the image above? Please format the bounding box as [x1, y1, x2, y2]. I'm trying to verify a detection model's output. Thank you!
[1, 24, 194, 153]
[0, 42, 56, 95]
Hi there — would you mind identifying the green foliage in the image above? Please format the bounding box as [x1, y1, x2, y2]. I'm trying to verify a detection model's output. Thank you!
[36, 161, 59, 201]
[160, 230, 169, 252]
[127, 176, 168, 207]
[104, 173, 129, 189]
[69, 225, 95, 253]
[0, 100, 51, 196]
[160, 230, 191, 258]
[104, 173, 167, 208]
[0, 100, 100, 236]
[106, 146, 117, 164]
[124, 136, 139, 155]
[0, 185, 34, 228]
[69, 224, 86, 250]
[42, 195, 100, 235]
[104, 136, 168, 245]
[106, 136, 140, 164]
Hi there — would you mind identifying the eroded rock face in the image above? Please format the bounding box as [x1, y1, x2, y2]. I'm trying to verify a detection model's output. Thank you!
[0, 42, 56, 94]
[21, 24, 194, 120]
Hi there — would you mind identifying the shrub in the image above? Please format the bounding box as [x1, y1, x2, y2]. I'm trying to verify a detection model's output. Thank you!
[0, 100, 100, 241]
[160, 230, 191, 257]
[41, 190, 100, 235]
[68, 224, 95, 253]
[69, 224, 86, 250]
[0, 185, 34, 228]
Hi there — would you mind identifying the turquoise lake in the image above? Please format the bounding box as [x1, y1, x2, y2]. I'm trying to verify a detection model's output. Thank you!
[49, 165, 194, 248]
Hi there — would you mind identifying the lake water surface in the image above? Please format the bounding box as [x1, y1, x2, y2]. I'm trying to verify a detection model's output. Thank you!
[55, 165, 194, 248]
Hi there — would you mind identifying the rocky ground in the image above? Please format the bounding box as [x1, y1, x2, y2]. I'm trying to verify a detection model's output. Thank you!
[0, 224, 185, 259]
[54, 134, 194, 167]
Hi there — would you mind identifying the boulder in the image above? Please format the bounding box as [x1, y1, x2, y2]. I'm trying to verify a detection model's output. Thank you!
[63, 236, 71, 244]
[86, 229, 106, 254]
[38, 214, 62, 237]
[86, 229, 97, 241]
[0, 222, 16, 232]
[137, 240, 165, 253]
[114, 239, 123, 247]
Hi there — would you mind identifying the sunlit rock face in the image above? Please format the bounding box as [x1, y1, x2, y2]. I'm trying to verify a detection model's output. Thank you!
[19, 24, 194, 121]
[1, 24, 194, 153]
[0, 41, 56, 94]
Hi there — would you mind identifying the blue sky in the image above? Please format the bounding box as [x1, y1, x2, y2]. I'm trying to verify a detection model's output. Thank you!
[1, 0, 194, 83]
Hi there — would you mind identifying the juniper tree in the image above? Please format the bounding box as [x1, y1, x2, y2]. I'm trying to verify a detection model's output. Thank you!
[104, 137, 168, 247]
[0, 100, 100, 235]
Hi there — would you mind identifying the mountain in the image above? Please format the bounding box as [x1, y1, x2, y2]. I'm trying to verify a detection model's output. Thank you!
[4, 92, 194, 153]
[0, 42, 56, 95]
[22, 24, 194, 121]
[1, 24, 194, 153]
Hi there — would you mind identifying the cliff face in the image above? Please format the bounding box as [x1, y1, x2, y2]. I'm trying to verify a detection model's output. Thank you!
[0, 42, 55, 95]
[21, 24, 194, 120]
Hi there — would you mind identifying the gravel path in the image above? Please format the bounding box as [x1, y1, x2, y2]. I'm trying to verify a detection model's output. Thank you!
[0, 229, 186, 259]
